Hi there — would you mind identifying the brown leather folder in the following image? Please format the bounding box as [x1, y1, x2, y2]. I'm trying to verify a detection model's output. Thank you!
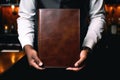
[38, 9, 80, 68]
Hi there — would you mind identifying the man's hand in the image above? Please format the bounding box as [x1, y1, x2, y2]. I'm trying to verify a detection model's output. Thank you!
[66, 48, 90, 72]
[24, 45, 45, 70]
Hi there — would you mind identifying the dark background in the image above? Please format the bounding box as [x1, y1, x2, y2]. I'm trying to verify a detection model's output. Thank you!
[0, 0, 120, 80]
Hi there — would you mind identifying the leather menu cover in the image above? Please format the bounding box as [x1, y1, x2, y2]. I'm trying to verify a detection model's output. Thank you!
[38, 9, 80, 68]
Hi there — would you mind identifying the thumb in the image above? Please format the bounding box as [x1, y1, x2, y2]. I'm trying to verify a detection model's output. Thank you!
[33, 56, 43, 67]
[74, 57, 85, 67]
[74, 60, 81, 67]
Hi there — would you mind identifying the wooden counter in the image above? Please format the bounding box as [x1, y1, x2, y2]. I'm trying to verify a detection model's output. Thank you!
[0, 51, 25, 75]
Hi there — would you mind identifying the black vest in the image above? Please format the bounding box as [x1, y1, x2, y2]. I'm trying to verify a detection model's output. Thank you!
[35, 0, 90, 48]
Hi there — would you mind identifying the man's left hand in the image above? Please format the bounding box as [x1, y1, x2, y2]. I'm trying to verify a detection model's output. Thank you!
[66, 49, 89, 72]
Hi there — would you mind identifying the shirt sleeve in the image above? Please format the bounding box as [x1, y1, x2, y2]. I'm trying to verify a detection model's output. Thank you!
[17, 0, 36, 48]
[82, 0, 106, 49]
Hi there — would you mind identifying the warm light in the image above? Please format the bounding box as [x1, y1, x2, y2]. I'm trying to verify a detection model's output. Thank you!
[11, 53, 24, 64]
[0, 52, 25, 74]
[105, 5, 108, 12]
[110, 6, 114, 12]
[0, 64, 4, 74]
[11, 5, 15, 11]
[4, 25, 8, 30]
[11, 54, 15, 64]
[117, 6, 120, 9]
[4, 25, 9, 33]
[11, 5, 18, 15]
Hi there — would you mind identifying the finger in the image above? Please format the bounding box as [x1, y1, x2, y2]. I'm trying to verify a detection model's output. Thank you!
[38, 62, 43, 67]
[32, 56, 43, 67]
[66, 65, 85, 71]
[30, 60, 45, 70]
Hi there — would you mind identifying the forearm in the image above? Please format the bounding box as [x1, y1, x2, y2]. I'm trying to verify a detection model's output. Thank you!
[17, 17, 35, 48]
[17, 0, 36, 49]
[82, 0, 106, 49]
[82, 17, 106, 49]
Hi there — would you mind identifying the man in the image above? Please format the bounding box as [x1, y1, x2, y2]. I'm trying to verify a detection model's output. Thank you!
[17, 0, 105, 72]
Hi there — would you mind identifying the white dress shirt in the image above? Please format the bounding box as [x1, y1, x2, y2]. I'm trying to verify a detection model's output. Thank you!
[17, 0, 106, 50]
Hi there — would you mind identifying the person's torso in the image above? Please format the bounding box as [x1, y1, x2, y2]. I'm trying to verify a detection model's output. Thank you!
[35, 0, 90, 47]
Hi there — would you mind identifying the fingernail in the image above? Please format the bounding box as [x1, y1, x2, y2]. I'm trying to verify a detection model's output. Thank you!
[39, 62, 43, 66]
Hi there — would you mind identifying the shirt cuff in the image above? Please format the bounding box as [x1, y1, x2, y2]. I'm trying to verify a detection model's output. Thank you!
[18, 38, 33, 49]
[81, 46, 92, 53]
[82, 38, 96, 50]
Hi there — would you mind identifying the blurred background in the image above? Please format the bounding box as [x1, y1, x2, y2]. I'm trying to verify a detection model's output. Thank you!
[0, 0, 120, 79]
[0, 0, 120, 51]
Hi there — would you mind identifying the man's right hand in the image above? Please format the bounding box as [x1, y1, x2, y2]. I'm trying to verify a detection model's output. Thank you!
[23, 45, 45, 70]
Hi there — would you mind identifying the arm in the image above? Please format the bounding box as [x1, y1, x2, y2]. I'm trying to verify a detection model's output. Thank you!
[17, 0, 44, 70]
[17, 0, 36, 48]
[67, 0, 106, 71]
[82, 0, 106, 49]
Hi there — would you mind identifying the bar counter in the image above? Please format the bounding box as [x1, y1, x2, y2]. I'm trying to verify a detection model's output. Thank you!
[0, 51, 25, 75]
[0, 45, 119, 80]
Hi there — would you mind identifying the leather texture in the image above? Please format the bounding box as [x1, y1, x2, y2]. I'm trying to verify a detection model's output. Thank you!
[38, 9, 80, 68]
